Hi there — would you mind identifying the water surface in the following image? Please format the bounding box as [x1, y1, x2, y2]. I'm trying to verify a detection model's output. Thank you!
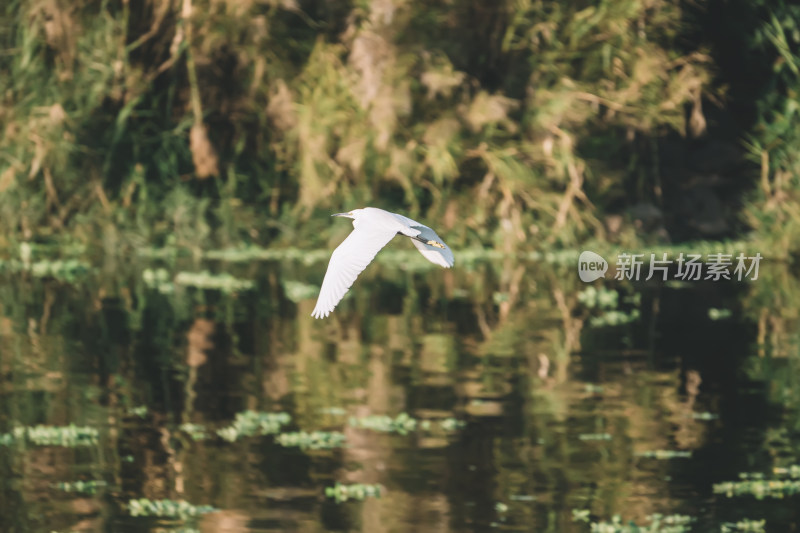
[0, 256, 797, 532]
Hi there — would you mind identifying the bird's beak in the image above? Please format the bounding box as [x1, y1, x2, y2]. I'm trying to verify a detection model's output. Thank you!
[332, 212, 349, 217]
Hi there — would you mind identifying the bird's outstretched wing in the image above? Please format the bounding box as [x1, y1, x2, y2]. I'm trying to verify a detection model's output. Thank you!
[311, 225, 398, 318]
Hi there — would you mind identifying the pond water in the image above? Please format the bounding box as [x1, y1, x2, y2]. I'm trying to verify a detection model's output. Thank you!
[0, 253, 797, 532]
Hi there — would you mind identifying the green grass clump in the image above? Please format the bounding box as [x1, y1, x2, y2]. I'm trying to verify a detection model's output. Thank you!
[216, 411, 291, 442]
[127, 498, 216, 519]
[325, 482, 382, 503]
[275, 430, 346, 449]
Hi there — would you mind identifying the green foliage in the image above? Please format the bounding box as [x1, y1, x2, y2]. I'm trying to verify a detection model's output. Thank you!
[0, 0, 712, 249]
[743, 4, 800, 254]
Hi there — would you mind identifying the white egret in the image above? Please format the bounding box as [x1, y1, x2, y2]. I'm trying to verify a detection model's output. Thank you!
[311, 207, 454, 319]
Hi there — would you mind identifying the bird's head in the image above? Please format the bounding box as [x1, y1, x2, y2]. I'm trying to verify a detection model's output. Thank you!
[332, 209, 364, 220]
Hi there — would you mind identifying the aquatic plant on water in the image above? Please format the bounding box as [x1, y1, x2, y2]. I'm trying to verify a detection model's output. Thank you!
[708, 308, 733, 321]
[216, 411, 291, 442]
[126, 405, 148, 418]
[127, 498, 216, 520]
[578, 286, 642, 328]
[0, 424, 99, 447]
[635, 450, 692, 459]
[719, 519, 766, 532]
[325, 482, 382, 503]
[578, 286, 619, 309]
[52, 480, 108, 494]
[689, 412, 719, 420]
[578, 433, 612, 441]
[142, 268, 174, 293]
[572, 512, 695, 533]
[589, 310, 641, 328]
[348, 413, 466, 435]
[713, 466, 800, 499]
[0, 258, 90, 281]
[439, 418, 467, 431]
[275, 431, 346, 450]
[179, 423, 209, 441]
[772, 465, 800, 478]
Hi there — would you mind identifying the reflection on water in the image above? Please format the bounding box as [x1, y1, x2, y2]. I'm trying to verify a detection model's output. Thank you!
[0, 258, 797, 532]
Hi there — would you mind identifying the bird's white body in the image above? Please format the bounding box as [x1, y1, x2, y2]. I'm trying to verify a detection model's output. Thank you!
[311, 207, 454, 319]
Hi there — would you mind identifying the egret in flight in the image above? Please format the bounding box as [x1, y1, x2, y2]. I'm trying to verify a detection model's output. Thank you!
[311, 207, 454, 318]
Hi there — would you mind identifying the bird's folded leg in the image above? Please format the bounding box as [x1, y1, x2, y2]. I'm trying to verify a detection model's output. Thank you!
[412, 235, 446, 249]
